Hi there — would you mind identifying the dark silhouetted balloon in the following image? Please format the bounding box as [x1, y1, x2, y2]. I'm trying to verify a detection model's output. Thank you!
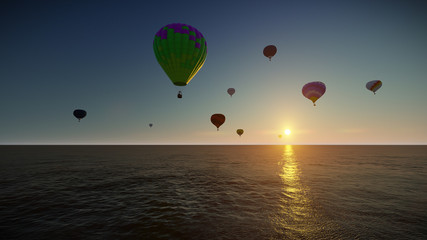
[263, 45, 277, 61]
[302, 81, 326, 106]
[149, 123, 153, 128]
[236, 129, 244, 137]
[73, 109, 86, 122]
[211, 114, 225, 131]
[227, 88, 235, 97]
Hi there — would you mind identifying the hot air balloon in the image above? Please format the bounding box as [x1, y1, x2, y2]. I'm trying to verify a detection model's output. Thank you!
[153, 23, 207, 98]
[236, 129, 244, 137]
[278, 134, 282, 139]
[211, 114, 225, 131]
[263, 45, 277, 61]
[227, 88, 235, 97]
[149, 123, 153, 128]
[73, 109, 86, 122]
[366, 80, 382, 94]
[302, 81, 326, 106]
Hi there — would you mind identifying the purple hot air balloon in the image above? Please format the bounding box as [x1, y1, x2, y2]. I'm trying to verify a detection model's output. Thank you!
[302, 81, 326, 106]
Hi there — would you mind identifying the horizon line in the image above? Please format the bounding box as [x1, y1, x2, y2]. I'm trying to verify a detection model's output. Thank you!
[1, 143, 426, 146]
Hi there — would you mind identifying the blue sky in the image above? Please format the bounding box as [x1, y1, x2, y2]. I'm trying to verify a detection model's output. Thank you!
[1, 0, 427, 144]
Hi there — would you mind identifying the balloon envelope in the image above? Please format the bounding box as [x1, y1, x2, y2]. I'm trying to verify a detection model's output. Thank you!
[366, 80, 382, 94]
[263, 45, 277, 61]
[73, 109, 86, 122]
[153, 23, 207, 87]
[302, 81, 326, 106]
[149, 123, 153, 128]
[211, 114, 225, 131]
[236, 129, 244, 136]
[227, 88, 235, 97]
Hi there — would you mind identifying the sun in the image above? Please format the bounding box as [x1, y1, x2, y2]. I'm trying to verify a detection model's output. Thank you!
[284, 129, 291, 135]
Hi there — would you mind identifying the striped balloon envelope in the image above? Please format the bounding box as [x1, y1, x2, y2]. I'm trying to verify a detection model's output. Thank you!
[302, 81, 326, 106]
[153, 23, 207, 97]
[366, 80, 382, 94]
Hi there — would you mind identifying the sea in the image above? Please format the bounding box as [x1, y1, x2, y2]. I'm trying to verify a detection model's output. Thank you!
[0, 145, 426, 239]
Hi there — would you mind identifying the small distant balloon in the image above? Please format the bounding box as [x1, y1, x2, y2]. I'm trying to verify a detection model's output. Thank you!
[227, 88, 235, 97]
[278, 134, 282, 139]
[236, 129, 244, 137]
[149, 123, 153, 128]
[73, 109, 86, 122]
[302, 81, 326, 106]
[366, 80, 382, 94]
[263, 45, 277, 61]
[211, 114, 225, 131]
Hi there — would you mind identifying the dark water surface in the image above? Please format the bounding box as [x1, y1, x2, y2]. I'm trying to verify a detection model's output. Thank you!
[1, 145, 426, 239]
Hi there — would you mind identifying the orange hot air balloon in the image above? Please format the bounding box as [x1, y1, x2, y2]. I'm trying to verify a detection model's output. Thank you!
[263, 45, 277, 61]
[210, 114, 225, 131]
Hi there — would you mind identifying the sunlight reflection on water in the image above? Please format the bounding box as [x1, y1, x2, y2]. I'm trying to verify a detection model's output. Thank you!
[271, 145, 335, 239]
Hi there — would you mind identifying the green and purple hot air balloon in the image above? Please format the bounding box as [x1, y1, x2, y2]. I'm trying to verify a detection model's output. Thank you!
[153, 23, 207, 97]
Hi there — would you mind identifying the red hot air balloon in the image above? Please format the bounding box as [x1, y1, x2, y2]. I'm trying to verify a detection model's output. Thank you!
[263, 45, 277, 61]
[227, 88, 235, 97]
[302, 81, 326, 106]
[211, 114, 225, 131]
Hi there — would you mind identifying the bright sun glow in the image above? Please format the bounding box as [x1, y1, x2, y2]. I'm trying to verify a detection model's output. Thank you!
[285, 129, 291, 135]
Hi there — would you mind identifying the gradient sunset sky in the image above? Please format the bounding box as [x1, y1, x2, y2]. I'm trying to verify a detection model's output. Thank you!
[1, 0, 426, 144]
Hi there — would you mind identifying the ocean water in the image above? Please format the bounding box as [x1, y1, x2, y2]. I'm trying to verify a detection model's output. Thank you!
[0, 145, 426, 239]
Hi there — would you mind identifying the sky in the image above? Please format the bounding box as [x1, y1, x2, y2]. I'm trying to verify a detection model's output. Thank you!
[1, 0, 427, 145]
